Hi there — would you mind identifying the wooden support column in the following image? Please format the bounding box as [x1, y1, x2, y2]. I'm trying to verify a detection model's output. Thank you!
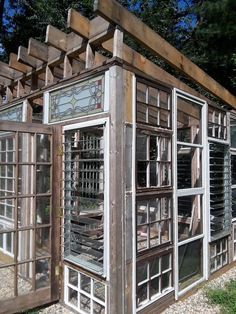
[46, 66, 54, 85]
[113, 27, 123, 58]
[85, 43, 95, 69]
[109, 65, 125, 314]
[6, 86, 13, 102]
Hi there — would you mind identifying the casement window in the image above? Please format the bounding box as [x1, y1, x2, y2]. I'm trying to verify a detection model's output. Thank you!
[136, 132, 171, 189]
[136, 252, 172, 308]
[210, 237, 228, 273]
[64, 266, 106, 314]
[63, 125, 106, 275]
[208, 106, 227, 140]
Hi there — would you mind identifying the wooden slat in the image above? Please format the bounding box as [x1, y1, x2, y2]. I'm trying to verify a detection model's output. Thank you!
[0, 76, 13, 86]
[9, 53, 32, 73]
[94, 0, 236, 107]
[68, 8, 90, 38]
[46, 25, 67, 52]
[0, 61, 21, 79]
[28, 38, 49, 62]
[18, 46, 43, 68]
[89, 15, 114, 45]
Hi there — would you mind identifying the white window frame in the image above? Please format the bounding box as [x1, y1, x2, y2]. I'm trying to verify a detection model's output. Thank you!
[63, 117, 110, 279]
[173, 88, 208, 298]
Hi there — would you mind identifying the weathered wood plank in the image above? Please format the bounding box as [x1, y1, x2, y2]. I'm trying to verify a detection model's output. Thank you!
[28, 37, 62, 63]
[9, 53, 32, 73]
[0, 61, 21, 79]
[68, 8, 90, 38]
[0, 76, 13, 86]
[18, 46, 43, 68]
[46, 25, 67, 52]
[94, 0, 236, 107]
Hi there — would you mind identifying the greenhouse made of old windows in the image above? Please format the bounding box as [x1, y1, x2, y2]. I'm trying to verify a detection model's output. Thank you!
[0, 1, 236, 313]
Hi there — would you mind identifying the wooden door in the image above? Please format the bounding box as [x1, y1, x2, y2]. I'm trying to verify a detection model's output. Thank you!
[0, 121, 61, 314]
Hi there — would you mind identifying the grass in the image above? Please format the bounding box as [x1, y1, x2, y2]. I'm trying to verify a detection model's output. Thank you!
[206, 280, 236, 314]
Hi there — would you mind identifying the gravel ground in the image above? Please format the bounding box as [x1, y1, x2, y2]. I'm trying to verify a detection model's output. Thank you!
[163, 266, 236, 314]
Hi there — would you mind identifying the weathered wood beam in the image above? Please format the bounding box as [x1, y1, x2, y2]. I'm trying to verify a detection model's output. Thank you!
[89, 16, 114, 45]
[9, 53, 32, 74]
[68, 8, 90, 38]
[102, 39, 203, 99]
[94, 0, 236, 107]
[18, 46, 43, 68]
[0, 61, 21, 79]
[0, 76, 13, 86]
[46, 25, 67, 52]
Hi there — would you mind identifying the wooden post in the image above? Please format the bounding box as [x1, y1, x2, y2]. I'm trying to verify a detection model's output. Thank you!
[17, 80, 25, 97]
[6, 86, 13, 102]
[63, 55, 73, 78]
[85, 43, 95, 68]
[109, 65, 125, 314]
[46, 66, 54, 85]
[113, 27, 123, 58]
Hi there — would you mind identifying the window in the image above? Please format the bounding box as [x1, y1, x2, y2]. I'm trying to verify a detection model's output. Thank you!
[48, 76, 105, 123]
[137, 196, 172, 252]
[208, 106, 227, 140]
[136, 253, 172, 308]
[64, 266, 106, 313]
[233, 224, 236, 261]
[64, 125, 105, 274]
[0, 103, 23, 122]
[136, 132, 171, 189]
[136, 81, 171, 128]
[210, 237, 228, 273]
[209, 143, 231, 239]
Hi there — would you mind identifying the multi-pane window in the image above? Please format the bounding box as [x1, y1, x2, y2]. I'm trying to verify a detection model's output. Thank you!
[64, 126, 105, 274]
[65, 267, 106, 314]
[231, 115, 236, 220]
[233, 224, 236, 261]
[136, 81, 171, 129]
[208, 106, 227, 140]
[210, 237, 228, 273]
[136, 132, 171, 189]
[0, 103, 23, 122]
[137, 196, 172, 251]
[136, 253, 172, 308]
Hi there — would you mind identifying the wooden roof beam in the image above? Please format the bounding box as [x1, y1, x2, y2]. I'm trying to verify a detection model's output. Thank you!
[94, 0, 236, 107]
[0, 76, 13, 86]
[0, 61, 21, 80]
[9, 53, 33, 74]
[18, 46, 43, 68]
[68, 8, 90, 38]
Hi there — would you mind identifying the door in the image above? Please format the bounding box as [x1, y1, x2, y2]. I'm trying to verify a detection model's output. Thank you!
[0, 121, 61, 314]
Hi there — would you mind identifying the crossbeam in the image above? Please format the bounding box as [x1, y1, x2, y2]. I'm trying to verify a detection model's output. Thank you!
[94, 0, 236, 107]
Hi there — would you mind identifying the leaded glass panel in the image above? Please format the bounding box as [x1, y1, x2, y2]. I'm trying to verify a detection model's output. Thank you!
[49, 76, 104, 123]
[0, 104, 23, 122]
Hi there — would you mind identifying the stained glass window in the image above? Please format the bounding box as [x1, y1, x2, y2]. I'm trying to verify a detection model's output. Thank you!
[49, 76, 104, 122]
[0, 104, 23, 122]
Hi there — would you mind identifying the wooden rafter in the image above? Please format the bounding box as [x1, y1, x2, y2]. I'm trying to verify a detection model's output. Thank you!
[18, 46, 43, 68]
[94, 0, 236, 107]
[9, 53, 33, 74]
[0, 61, 21, 80]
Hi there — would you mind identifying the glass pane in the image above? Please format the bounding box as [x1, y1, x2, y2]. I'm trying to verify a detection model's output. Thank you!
[80, 293, 90, 313]
[149, 106, 158, 125]
[159, 90, 169, 110]
[162, 254, 171, 271]
[18, 165, 34, 195]
[136, 134, 147, 160]
[68, 268, 78, 287]
[179, 240, 203, 290]
[36, 134, 51, 162]
[137, 201, 148, 225]
[0, 198, 15, 229]
[137, 161, 147, 187]
[178, 195, 202, 241]
[18, 230, 33, 261]
[177, 96, 201, 144]
[231, 116, 236, 147]
[160, 108, 169, 128]
[149, 200, 160, 222]
[36, 259, 50, 289]
[18, 197, 33, 228]
[17, 262, 33, 295]
[0, 266, 14, 300]
[150, 222, 160, 247]
[80, 273, 91, 293]
[18, 133, 34, 163]
[162, 272, 171, 291]
[233, 190, 236, 219]
[150, 136, 158, 160]
[36, 165, 51, 194]
[93, 301, 105, 314]
[177, 145, 202, 189]
[137, 283, 147, 306]
[150, 257, 159, 277]
[137, 102, 147, 123]
[150, 277, 159, 297]
[36, 227, 50, 257]
[137, 82, 147, 103]
[137, 261, 148, 283]
[150, 162, 158, 186]
[36, 197, 50, 225]
[0, 232, 14, 266]
[149, 87, 158, 106]
[93, 280, 105, 302]
[68, 287, 77, 307]
[137, 225, 148, 251]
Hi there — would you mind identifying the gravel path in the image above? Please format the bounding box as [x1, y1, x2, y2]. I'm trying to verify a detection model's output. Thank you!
[163, 266, 236, 314]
